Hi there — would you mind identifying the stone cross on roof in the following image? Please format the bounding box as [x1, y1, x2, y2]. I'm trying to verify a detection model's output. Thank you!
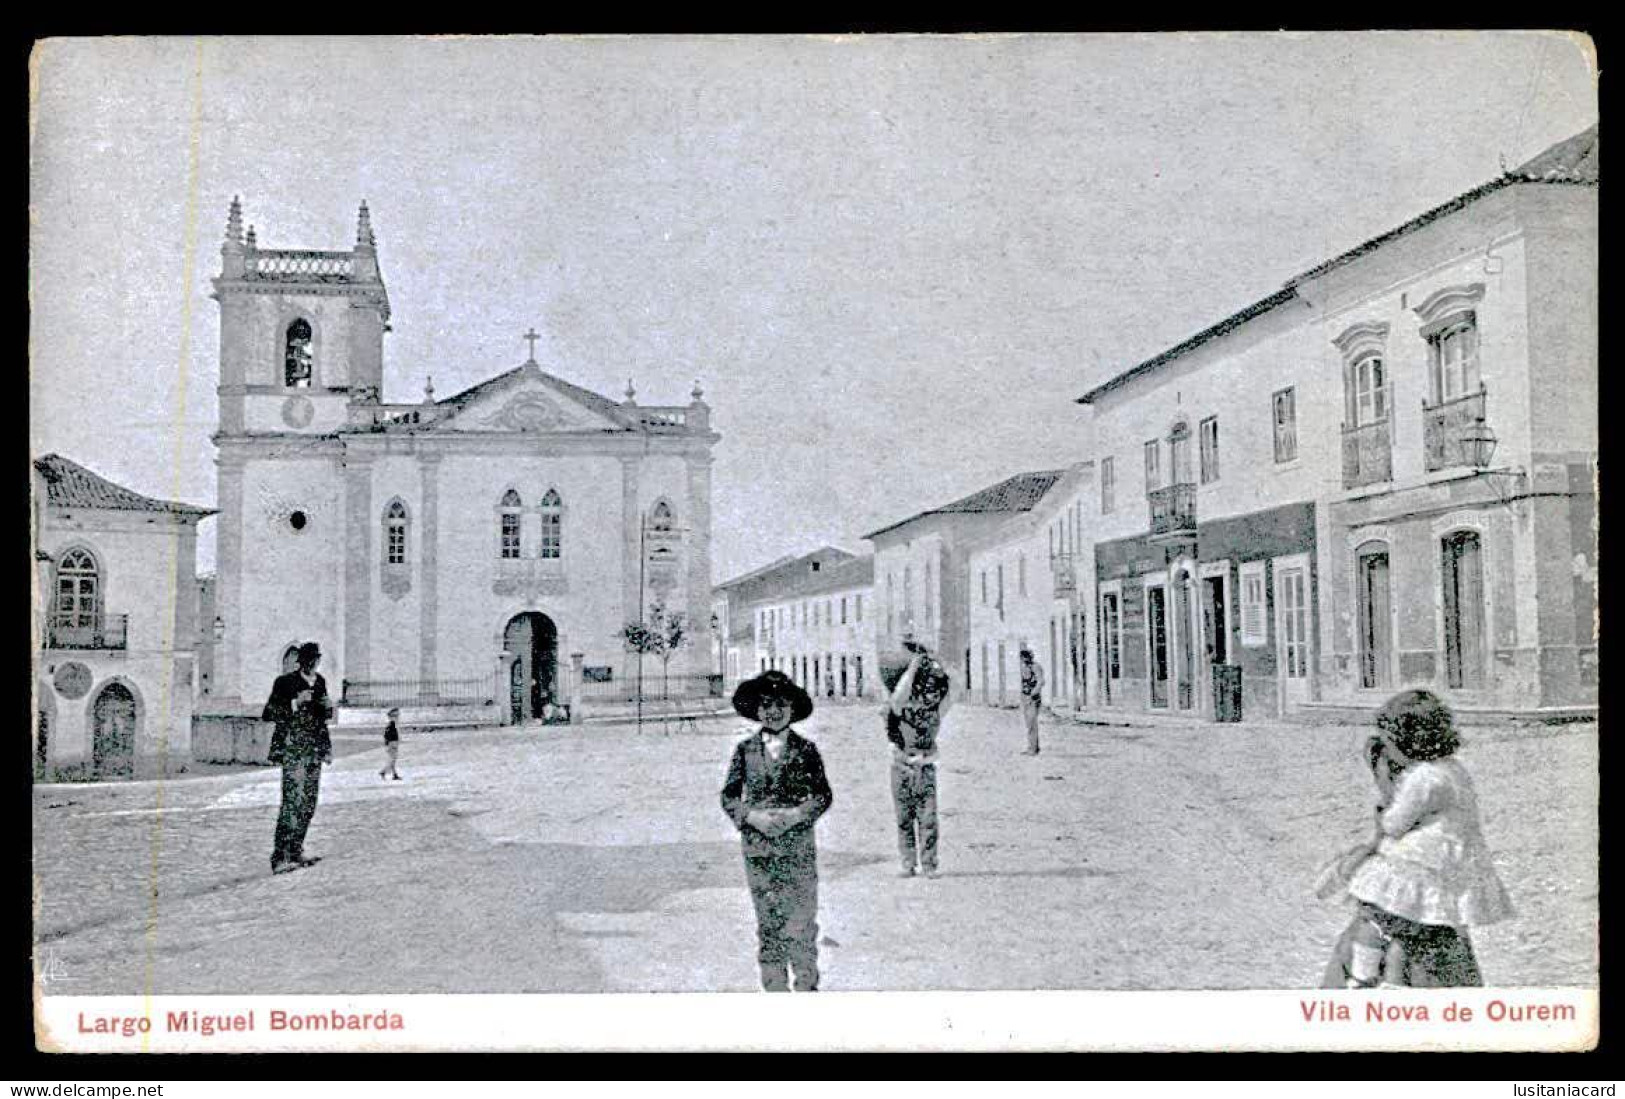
[523, 327, 540, 364]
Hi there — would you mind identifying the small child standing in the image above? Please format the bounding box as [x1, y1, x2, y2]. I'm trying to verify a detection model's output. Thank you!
[1328, 690, 1513, 987]
[380, 707, 402, 781]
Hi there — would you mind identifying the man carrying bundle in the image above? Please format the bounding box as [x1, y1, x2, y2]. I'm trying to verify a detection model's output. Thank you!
[884, 637, 953, 879]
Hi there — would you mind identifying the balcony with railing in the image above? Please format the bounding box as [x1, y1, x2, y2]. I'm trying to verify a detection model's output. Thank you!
[46, 614, 128, 651]
[1050, 552, 1078, 595]
[1422, 387, 1487, 473]
[1147, 483, 1197, 542]
[1341, 418, 1393, 489]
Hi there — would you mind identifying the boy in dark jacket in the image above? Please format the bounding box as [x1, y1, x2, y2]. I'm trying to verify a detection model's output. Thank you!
[720, 671, 833, 992]
[380, 707, 402, 780]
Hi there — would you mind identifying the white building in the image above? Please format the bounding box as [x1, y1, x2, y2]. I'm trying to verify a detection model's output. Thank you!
[1073, 126, 1597, 721]
[716, 546, 857, 690]
[965, 461, 1093, 709]
[865, 470, 1066, 700]
[34, 455, 213, 778]
[752, 555, 876, 701]
[205, 199, 719, 727]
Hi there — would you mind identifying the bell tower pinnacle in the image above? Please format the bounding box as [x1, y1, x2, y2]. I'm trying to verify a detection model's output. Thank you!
[211, 198, 391, 436]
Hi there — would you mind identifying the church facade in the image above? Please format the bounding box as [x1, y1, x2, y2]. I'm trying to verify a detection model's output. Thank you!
[205, 199, 719, 725]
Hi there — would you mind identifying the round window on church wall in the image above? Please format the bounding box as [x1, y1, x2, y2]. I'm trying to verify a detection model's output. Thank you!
[289, 510, 308, 532]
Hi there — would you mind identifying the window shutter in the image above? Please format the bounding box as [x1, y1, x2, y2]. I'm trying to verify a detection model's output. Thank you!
[1240, 562, 1267, 646]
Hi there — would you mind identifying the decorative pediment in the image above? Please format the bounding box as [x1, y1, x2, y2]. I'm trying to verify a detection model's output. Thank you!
[433, 371, 623, 435]
[1413, 283, 1485, 337]
[483, 391, 570, 432]
[1331, 320, 1390, 361]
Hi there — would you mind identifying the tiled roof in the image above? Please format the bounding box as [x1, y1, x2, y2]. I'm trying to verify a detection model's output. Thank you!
[863, 470, 1066, 540]
[1075, 288, 1299, 405]
[435, 363, 636, 429]
[34, 454, 214, 517]
[1507, 124, 1598, 183]
[1077, 125, 1599, 405]
[716, 547, 857, 591]
[784, 554, 875, 599]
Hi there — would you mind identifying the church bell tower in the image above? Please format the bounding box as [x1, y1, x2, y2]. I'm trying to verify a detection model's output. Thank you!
[207, 198, 391, 713]
[212, 197, 390, 436]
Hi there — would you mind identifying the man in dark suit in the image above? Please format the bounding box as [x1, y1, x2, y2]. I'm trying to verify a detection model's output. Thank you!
[720, 670, 833, 992]
[262, 641, 334, 874]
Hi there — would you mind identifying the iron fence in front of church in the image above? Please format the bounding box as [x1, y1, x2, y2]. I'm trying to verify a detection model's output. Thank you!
[339, 673, 725, 707]
[575, 672, 725, 704]
[340, 676, 499, 707]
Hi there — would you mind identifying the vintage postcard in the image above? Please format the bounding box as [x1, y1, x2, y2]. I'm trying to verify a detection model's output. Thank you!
[29, 33, 1597, 1053]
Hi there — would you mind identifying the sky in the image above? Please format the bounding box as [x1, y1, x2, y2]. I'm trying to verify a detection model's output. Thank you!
[29, 33, 1597, 583]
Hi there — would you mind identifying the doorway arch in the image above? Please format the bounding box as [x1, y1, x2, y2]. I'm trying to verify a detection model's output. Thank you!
[90, 680, 139, 778]
[503, 611, 559, 723]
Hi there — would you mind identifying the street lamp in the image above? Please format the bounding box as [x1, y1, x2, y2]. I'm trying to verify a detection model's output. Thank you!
[636, 515, 690, 733]
[1460, 418, 1527, 505]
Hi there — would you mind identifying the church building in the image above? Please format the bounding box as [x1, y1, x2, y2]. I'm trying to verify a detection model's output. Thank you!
[205, 199, 719, 726]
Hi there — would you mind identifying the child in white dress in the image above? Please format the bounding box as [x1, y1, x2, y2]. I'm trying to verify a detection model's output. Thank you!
[1338, 690, 1513, 988]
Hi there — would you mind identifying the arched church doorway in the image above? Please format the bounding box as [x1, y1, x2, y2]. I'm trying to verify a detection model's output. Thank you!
[503, 612, 559, 724]
[91, 681, 137, 778]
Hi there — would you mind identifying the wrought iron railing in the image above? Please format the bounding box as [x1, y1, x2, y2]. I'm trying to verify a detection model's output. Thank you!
[341, 676, 498, 707]
[47, 614, 128, 651]
[1422, 387, 1487, 473]
[577, 672, 725, 703]
[1341, 418, 1393, 489]
[1051, 552, 1078, 594]
[1148, 483, 1197, 537]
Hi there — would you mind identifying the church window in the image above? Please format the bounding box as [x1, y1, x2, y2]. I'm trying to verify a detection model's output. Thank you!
[499, 489, 522, 558]
[650, 501, 674, 532]
[284, 319, 313, 388]
[384, 500, 408, 565]
[540, 488, 562, 560]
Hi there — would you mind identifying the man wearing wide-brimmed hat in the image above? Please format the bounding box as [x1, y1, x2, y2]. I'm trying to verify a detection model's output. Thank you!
[720, 670, 834, 991]
[261, 641, 334, 874]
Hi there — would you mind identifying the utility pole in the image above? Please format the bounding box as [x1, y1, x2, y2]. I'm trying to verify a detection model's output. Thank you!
[637, 518, 646, 734]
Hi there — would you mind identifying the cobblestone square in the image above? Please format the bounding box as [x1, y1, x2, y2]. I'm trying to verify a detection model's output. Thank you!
[33, 708, 1597, 994]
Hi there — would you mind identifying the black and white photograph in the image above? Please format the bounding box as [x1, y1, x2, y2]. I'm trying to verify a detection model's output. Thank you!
[29, 33, 1597, 1052]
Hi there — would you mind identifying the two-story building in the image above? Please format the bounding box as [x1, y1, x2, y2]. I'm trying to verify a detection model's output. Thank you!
[1074, 125, 1597, 722]
[864, 470, 1066, 700]
[965, 461, 1093, 708]
[751, 555, 876, 702]
[715, 546, 857, 689]
[1297, 126, 1598, 719]
[34, 454, 214, 779]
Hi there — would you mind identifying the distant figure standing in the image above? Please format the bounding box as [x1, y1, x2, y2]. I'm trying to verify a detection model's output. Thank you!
[1019, 647, 1045, 755]
[380, 706, 402, 780]
[720, 670, 834, 992]
[886, 641, 953, 878]
[262, 642, 334, 874]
